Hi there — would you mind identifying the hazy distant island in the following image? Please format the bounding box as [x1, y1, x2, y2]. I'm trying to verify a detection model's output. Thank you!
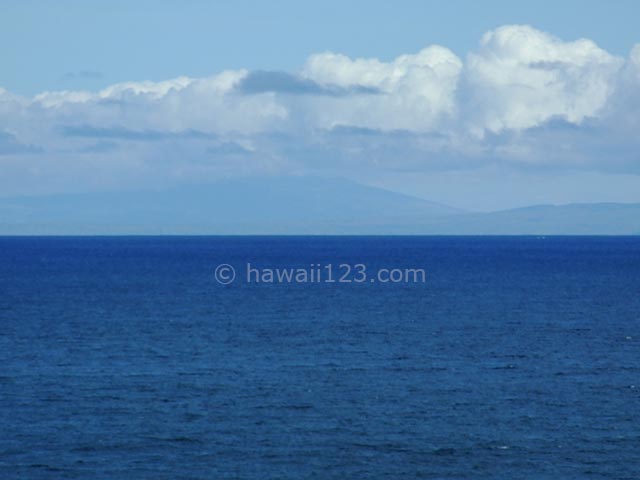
[1, 177, 638, 235]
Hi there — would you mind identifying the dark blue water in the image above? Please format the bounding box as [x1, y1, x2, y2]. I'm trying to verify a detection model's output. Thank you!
[1, 236, 639, 479]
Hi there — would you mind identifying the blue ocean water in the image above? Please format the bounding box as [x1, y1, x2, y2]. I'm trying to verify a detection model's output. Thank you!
[1, 236, 639, 479]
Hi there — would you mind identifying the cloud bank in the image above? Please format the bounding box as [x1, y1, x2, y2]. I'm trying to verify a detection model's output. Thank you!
[1, 25, 639, 196]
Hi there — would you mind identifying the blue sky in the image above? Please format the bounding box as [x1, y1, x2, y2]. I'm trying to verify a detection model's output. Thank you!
[1, 1, 640, 210]
[2, 0, 639, 95]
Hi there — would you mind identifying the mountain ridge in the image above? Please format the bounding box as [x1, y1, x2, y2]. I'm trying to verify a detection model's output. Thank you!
[0, 177, 638, 235]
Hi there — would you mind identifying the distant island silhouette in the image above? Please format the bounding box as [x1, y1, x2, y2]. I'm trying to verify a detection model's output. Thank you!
[1, 177, 638, 235]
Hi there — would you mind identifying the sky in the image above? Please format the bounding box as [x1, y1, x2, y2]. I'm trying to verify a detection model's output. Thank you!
[1, 0, 640, 211]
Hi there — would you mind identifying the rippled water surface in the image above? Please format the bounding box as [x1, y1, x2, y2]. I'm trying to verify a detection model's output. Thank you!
[1, 236, 639, 479]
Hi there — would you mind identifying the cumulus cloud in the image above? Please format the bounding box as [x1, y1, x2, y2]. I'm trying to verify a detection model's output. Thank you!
[0, 24, 639, 196]
[464, 25, 624, 133]
[300, 45, 463, 130]
[236, 70, 379, 96]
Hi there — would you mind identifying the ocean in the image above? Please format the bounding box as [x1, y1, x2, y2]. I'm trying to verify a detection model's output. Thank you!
[1, 236, 639, 479]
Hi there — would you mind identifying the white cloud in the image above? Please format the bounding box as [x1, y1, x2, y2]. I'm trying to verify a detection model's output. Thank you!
[300, 45, 462, 130]
[0, 24, 639, 196]
[464, 25, 623, 133]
